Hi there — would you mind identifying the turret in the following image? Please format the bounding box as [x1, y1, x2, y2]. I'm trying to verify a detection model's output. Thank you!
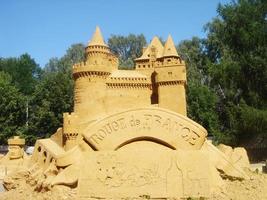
[63, 113, 79, 151]
[135, 36, 163, 73]
[84, 26, 116, 67]
[156, 35, 187, 115]
[72, 27, 119, 119]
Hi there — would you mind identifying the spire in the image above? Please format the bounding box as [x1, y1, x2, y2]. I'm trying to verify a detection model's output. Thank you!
[136, 36, 163, 60]
[150, 36, 164, 51]
[162, 35, 178, 57]
[88, 26, 107, 47]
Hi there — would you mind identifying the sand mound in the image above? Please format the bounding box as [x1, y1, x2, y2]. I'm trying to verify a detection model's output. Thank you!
[0, 169, 266, 200]
[0, 170, 76, 200]
[212, 171, 267, 200]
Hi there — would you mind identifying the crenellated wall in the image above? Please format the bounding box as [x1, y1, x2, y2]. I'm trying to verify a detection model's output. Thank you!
[105, 75, 151, 114]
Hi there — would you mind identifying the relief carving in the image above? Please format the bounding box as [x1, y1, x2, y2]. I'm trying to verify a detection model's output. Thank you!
[95, 154, 165, 188]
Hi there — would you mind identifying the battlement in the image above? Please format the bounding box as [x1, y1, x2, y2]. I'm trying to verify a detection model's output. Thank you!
[72, 61, 114, 79]
[106, 70, 150, 89]
[63, 112, 80, 150]
[106, 82, 151, 89]
[135, 58, 185, 70]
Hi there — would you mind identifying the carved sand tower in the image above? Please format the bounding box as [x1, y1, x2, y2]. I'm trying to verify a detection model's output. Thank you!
[73, 26, 118, 119]
[135, 35, 187, 115]
[4, 27, 251, 200]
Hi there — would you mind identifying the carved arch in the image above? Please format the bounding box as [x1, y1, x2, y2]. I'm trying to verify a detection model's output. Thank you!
[82, 107, 207, 151]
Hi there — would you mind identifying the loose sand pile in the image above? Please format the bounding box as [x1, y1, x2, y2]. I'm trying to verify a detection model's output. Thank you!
[0, 170, 76, 200]
[0, 170, 266, 200]
[212, 171, 267, 200]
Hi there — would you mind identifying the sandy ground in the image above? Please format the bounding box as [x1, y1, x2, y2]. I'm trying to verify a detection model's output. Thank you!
[0, 184, 77, 200]
[0, 170, 266, 200]
[212, 171, 267, 200]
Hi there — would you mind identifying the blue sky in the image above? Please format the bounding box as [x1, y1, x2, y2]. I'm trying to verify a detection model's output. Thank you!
[0, 0, 231, 67]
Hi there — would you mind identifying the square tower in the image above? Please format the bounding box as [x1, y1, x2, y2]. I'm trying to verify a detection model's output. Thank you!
[135, 35, 187, 115]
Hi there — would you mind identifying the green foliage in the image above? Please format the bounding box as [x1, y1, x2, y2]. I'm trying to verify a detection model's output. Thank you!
[177, 37, 221, 138]
[177, 37, 207, 85]
[206, 0, 267, 106]
[44, 43, 85, 74]
[238, 101, 267, 136]
[187, 83, 220, 137]
[26, 72, 74, 144]
[108, 34, 147, 69]
[0, 71, 26, 144]
[204, 0, 267, 144]
[0, 54, 41, 96]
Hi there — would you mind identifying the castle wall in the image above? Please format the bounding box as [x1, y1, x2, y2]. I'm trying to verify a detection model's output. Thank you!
[158, 83, 187, 115]
[105, 84, 151, 114]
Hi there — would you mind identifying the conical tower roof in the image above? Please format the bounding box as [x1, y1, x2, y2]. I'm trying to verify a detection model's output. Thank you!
[162, 35, 178, 57]
[88, 26, 108, 47]
[136, 36, 163, 60]
[150, 36, 164, 57]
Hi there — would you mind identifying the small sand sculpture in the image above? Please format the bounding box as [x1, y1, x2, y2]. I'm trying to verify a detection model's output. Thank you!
[0, 136, 29, 180]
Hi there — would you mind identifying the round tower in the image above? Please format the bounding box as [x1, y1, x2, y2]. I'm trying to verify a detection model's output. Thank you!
[72, 26, 118, 119]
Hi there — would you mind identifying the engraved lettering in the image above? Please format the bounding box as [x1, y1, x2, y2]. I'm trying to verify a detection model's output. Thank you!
[97, 129, 107, 138]
[130, 115, 140, 127]
[162, 118, 171, 131]
[175, 122, 183, 133]
[181, 127, 190, 141]
[130, 115, 136, 127]
[136, 119, 140, 126]
[153, 115, 162, 126]
[104, 123, 113, 134]
[111, 121, 119, 131]
[89, 133, 105, 144]
[189, 130, 200, 145]
[86, 111, 205, 148]
[143, 114, 152, 130]
[117, 118, 126, 129]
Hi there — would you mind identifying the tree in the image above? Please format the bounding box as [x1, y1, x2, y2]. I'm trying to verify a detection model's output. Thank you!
[186, 84, 221, 138]
[177, 38, 221, 138]
[204, 0, 267, 145]
[44, 43, 85, 74]
[177, 37, 208, 85]
[108, 34, 147, 68]
[0, 71, 26, 144]
[26, 72, 74, 144]
[0, 54, 41, 96]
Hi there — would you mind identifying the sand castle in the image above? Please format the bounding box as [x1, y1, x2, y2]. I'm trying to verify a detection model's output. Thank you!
[1, 27, 252, 199]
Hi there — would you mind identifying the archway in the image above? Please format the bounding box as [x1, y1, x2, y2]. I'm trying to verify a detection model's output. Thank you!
[82, 107, 207, 151]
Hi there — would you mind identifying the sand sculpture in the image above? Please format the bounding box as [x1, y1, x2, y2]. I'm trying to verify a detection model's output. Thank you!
[1, 27, 254, 199]
[0, 136, 29, 180]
